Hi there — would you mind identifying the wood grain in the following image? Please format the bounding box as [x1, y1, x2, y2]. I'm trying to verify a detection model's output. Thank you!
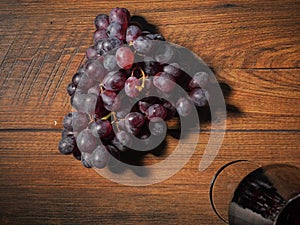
[0, 131, 299, 225]
[0, 0, 299, 224]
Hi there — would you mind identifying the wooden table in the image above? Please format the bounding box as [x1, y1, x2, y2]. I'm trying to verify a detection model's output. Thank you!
[0, 1, 299, 224]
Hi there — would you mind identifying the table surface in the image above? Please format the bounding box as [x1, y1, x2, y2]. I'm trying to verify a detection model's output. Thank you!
[0, 1, 299, 224]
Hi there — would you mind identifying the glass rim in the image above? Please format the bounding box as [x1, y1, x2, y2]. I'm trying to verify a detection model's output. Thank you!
[209, 159, 260, 224]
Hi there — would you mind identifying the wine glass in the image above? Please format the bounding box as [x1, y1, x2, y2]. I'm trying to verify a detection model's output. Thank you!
[209, 160, 300, 225]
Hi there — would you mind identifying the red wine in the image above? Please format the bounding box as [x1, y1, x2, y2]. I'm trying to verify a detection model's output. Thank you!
[275, 196, 300, 225]
[228, 164, 300, 225]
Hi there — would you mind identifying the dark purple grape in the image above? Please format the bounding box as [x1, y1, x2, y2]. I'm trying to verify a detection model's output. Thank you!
[163, 101, 177, 120]
[115, 130, 132, 149]
[87, 85, 101, 96]
[62, 113, 73, 131]
[106, 145, 120, 160]
[100, 128, 115, 142]
[145, 33, 165, 41]
[189, 88, 209, 107]
[91, 144, 110, 169]
[103, 54, 118, 71]
[107, 22, 126, 40]
[141, 31, 151, 36]
[116, 46, 134, 69]
[109, 7, 130, 27]
[94, 14, 109, 30]
[112, 137, 126, 152]
[94, 94, 109, 119]
[76, 73, 97, 91]
[176, 97, 193, 117]
[72, 72, 84, 87]
[188, 71, 210, 89]
[125, 112, 145, 134]
[72, 93, 98, 114]
[138, 101, 151, 114]
[153, 72, 176, 93]
[149, 117, 167, 136]
[90, 120, 112, 138]
[140, 96, 161, 105]
[58, 136, 75, 155]
[142, 58, 162, 76]
[146, 104, 167, 120]
[96, 55, 105, 63]
[84, 94, 99, 114]
[61, 129, 75, 138]
[72, 112, 90, 132]
[76, 129, 99, 153]
[95, 40, 105, 55]
[175, 71, 192, 90]
[155, 43, 174, 63]
[71, 92, 82, 111]
[67, 83, 76, 96]
[77, 65, 85, 74]
[86, 46, 98, 60]
[72, 146, 81, 160]
[81, 152, 92, 168]
[144, 77, 154, 92]
[103, 70, 127, 91]
[93, 29, 108, 44]
[163, 63, 181, 79]
[84, 59, 107, 82]
[126, 25, 142, 43]
[133, 36, 153, 54]
[124, 76, 142, 97]
[101, 90, 121, 111]
[102, 37, 123, 53]
[115, 108, 130, 120]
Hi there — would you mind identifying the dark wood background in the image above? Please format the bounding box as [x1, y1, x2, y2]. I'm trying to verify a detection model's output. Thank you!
[0, 0, 299, 224]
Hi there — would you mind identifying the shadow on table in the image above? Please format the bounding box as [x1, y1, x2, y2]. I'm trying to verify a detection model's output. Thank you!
[130, 15, 160, 33]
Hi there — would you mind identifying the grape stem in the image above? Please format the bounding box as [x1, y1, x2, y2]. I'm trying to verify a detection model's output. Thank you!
[139, 68, 146, 88]
[88, 114, 94, 124]
[112, 112, 117, 122]
[111, 112, 120, 132]
[101, 112, 112, 120]
[131, 67, 146, 92]
[99, 84, 104, 93]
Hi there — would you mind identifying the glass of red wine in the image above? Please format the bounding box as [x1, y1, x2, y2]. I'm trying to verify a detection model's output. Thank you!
[209, 160, 300, 225]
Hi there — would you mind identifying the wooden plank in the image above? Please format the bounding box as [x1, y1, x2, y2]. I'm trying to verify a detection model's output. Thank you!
[0, 68, 299, 130]
[0, 0, 299, 69]
[0, 131, 299, 225]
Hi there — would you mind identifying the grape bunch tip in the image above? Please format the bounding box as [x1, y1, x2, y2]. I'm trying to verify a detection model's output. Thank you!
[58, 7, 212, 170]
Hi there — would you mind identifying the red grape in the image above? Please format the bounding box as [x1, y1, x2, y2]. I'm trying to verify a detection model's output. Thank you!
[102, 70, 126, 91]
[146, 104, 167, 120]
[124, 76, 142, 97]
[94, 14, 109, 30]
[176, 97, 193, 117]
[190, 88, 209, 107]
[153, 72, 176, 93]
[116, 46, 134, 69]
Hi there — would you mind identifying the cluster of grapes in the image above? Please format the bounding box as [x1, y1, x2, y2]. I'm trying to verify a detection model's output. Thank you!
[58, 7, 211, 169]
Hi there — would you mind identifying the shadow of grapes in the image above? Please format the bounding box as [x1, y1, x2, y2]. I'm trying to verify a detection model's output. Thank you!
[130, 15, 160, 33]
